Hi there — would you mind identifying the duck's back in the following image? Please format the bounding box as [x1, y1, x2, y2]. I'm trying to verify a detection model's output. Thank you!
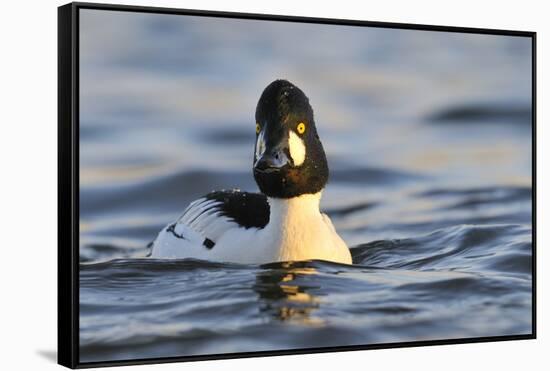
[151, 190, 270, 260]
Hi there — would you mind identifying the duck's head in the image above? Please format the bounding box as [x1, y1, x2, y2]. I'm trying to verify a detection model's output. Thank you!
[253, 79, 329, 199]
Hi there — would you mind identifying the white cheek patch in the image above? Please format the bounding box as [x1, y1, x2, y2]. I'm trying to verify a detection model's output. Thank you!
[255, 130, 266, 161]
[288, 131, 306, 166]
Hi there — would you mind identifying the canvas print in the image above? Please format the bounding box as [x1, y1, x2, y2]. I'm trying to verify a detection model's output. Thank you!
[77, 8, 533, 364]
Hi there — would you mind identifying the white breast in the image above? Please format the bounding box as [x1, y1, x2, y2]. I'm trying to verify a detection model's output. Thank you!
[260, 193, 352, 264]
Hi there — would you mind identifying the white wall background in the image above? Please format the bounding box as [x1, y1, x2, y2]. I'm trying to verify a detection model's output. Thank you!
[0, 0, 546, 369]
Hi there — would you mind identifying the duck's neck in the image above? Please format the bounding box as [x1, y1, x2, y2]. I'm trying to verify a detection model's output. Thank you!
[265, 192, 324, 261]
[268, 192, 323, 226]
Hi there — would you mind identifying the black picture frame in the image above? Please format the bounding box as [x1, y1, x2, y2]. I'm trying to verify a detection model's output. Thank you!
[58, 2, 537, 369]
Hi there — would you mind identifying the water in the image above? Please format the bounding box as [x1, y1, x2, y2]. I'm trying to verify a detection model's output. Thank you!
[78, 10, 533, 363]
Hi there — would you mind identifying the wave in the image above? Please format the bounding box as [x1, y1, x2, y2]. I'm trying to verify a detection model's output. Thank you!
[351, 224, 532, 276]
[427, 101, 532, 125]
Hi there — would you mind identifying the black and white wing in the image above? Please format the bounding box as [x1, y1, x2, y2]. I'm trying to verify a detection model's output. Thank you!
[151, 190, 269, 258]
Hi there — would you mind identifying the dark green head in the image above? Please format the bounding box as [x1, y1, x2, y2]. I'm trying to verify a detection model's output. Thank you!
[253, 79, 329, 199]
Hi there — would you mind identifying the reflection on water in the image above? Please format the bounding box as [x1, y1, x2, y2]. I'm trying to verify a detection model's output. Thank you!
[78, 9, 532, 364]
[254, 265, 323, 325]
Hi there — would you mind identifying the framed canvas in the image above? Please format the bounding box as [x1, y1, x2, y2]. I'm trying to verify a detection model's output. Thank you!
[58, 2, 536, 368]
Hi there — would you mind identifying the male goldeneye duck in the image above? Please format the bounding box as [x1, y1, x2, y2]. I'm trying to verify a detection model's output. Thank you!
[151, 79, 352, 264]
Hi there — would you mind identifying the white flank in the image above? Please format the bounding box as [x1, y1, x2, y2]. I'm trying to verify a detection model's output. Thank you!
[288, 131, 306, 166]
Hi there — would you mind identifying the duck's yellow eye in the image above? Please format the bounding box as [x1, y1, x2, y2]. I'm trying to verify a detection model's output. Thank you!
[297, 122, 306, 134]
[256, 123, 261, 134]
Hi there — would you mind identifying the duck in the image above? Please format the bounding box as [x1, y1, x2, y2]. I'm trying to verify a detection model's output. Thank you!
[150, 79, 352, 265]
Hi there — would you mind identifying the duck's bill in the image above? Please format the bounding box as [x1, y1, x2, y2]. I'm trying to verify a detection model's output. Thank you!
[254, 167, 281, 174]
[254, 149, 290, 173]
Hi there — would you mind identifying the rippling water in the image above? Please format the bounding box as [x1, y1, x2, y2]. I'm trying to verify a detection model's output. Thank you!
[78, 9, 533, 363]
